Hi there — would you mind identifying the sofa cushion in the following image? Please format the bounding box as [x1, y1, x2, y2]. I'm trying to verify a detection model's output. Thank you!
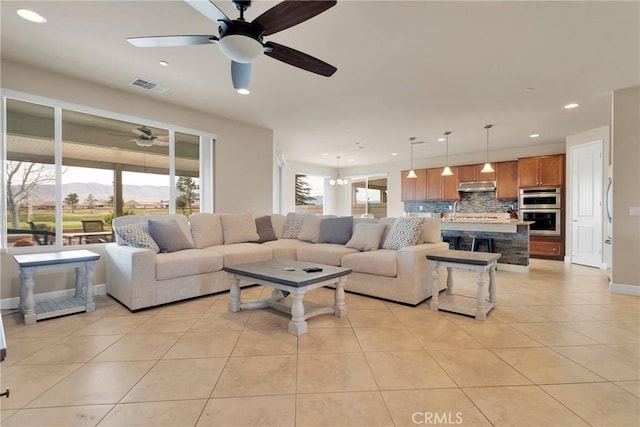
[148, 219, 195, 253]
[345, 223, 387, 252]
[296, 243, 359, 266]
[341, 250, 398, 277]
[204, 243, 273, 267]
[382, 217, 423, 250]
[221, 212, 260, 244]
[297, 214, 322, 243]
[418, 218, 442, 244]
[189, 213, 224, 248]
[155, 249, 224, 281]
[270, 214, 286, 239]
[283, 213, 305, 239]
[318, 216, 353, 245]
[255, 215, 278, 243]
[262, 238, 311, 260]
[379, 217, 397, 243]
[113, 222, 159, 253]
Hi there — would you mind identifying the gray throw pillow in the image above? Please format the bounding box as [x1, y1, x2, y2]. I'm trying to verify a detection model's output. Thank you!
[148, 219, 195, 253]
[114, 222, 159, 253]
[255, 215, 277, 243]
[318, 216, 353, 245]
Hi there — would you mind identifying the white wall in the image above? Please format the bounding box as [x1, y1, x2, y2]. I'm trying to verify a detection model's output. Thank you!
[565, 125, 611, 266]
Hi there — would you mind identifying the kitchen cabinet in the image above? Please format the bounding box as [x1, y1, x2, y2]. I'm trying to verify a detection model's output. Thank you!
[518, 155, 565, 188]
[401, 169, 427, 201]
[495, 161, 518, 200]
[530, 235, 564, 260]
[426, 167, 459, 201]
[458, 164, 495, 182]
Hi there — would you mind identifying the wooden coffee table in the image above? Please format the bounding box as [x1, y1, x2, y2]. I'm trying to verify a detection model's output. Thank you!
[224, 259, 352, 335]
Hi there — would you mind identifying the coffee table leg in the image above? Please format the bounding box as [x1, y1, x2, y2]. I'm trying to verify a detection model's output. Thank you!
[228, 276, 242, 312]
[475, 270, 487, 320]
[288, 292, 307, 336]
[430, 261, 440, 312]
[20, 268, 37, 325]
[488, 264, 497, 304]
[334, 277, 347, 317]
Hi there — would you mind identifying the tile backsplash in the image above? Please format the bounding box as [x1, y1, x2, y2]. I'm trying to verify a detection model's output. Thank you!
[404, 191, 517, 216]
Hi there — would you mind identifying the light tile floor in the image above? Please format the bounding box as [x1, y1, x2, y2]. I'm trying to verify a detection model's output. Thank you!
[1, 259, 638, 426]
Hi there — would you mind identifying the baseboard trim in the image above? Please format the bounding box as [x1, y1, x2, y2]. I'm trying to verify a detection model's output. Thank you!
[609, 282, 640, 296]
[1, 284, 107, 310]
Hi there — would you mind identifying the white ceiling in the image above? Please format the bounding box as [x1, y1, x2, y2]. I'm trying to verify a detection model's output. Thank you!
[2, 1, 638, 168]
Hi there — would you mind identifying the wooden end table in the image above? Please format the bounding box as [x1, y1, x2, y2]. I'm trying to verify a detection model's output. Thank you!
[224, 259, 351, 336]
[427, 250, 501, 320]
[13, 250, 100, 325]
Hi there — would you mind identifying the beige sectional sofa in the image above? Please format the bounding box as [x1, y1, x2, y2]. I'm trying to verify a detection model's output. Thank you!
[105, 212, 447, 311]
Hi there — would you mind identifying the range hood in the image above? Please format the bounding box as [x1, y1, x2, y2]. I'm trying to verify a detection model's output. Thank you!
[457, 181, 497, 192]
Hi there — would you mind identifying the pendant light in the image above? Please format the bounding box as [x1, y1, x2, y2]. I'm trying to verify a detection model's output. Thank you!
[329, 156, 346, 186]
[407, 137, 418, 179]
[441, 131, 453, 176]
[481, 124, 495, 173]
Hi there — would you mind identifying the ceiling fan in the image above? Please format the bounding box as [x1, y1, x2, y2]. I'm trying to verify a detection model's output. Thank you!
[126, 0, 338, 93]
[131, 126, 169, 147]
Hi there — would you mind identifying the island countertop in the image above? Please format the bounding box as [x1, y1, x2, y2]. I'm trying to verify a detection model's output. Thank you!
[440, 220, 533, 233]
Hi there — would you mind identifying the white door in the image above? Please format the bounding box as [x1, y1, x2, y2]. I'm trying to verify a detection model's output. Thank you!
[570, 140, 603, 267]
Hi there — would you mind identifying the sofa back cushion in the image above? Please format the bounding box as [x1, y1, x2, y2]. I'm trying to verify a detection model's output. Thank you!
[418, 218, 442, 244]
[189, 213, 224, 248]
[221, 212, 260, 244]
[270, 214, 286, 239]
[318, 216, 353, 245]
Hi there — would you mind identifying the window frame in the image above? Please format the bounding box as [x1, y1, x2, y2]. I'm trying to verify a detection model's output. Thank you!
[1, 89, 217, 250]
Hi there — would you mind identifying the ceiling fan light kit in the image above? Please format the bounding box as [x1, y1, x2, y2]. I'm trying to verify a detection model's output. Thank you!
[127, 0, 337, 92]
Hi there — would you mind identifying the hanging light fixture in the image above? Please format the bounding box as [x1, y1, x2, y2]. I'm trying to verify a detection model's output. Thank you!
[441, 131, 453, 176]
[329, 156, 346, 186]
[481, 124, 495, 173]
[407, 137, 418, 178]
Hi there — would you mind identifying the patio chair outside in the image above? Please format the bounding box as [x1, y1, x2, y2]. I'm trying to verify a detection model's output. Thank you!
[81, 220, 112, 244]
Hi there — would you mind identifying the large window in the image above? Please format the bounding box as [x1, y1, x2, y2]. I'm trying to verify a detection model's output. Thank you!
[295, 174, 324, 215]
[3, 93, 213, 248]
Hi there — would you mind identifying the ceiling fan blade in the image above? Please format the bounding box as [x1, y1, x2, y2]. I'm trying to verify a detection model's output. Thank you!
[253, 0, 337, 36]
[131, 128, 147, 137]
[184, 0, 230, 32]
[127, 35, 218, 47]
[264, 41, 336, 77]
[231, 61, 252, 90]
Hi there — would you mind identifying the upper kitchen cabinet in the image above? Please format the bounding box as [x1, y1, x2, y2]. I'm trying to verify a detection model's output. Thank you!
[426, 167, 460, 201]
[401, 169, 427, 201]
[458, 164, 496, 182]
[518, 154, 565, 188]
[495, 160, 518, 199]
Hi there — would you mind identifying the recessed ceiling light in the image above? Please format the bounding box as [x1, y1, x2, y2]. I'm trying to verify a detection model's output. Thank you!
[321, 153, 328, 156]
[237, 88, 250, 95]
[159, 61, 169, 67]
[17, 9, 47, 23]
[564, 103, 579, 109]
[437, 138, 445, 142]
[348, 158, 355, 162]
[529, 133, 540, 138]
[525, 87, 535, 92]
[391, 152, 398, 156]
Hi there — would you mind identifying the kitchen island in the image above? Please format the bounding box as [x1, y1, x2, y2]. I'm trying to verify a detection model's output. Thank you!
[439, 215, 532, 272]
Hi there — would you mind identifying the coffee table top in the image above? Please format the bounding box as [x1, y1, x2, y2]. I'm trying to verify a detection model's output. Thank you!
[224, 259, 351, 288]
[426, 249, 501, 265]
[13, 250, 100, 267]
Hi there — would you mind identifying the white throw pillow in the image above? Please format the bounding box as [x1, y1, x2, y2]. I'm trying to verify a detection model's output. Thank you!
[418, 218, 442, 244]
[283, 213, 305, 239]
[114, 222, 159, 253]
[221, 212, 259, 244]
[382, 217, 424, 250]
[345, 223, 387, 251]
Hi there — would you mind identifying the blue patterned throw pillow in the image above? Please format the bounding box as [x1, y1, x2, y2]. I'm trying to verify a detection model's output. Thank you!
[114, 222, 160, 253]
[382, 217, 424, 250]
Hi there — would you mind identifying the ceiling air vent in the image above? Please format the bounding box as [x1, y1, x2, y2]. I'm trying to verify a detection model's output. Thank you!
[129, 77, 169, 93]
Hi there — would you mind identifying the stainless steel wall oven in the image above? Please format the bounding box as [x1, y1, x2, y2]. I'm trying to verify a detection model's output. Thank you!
[519, 188, 562, 236]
